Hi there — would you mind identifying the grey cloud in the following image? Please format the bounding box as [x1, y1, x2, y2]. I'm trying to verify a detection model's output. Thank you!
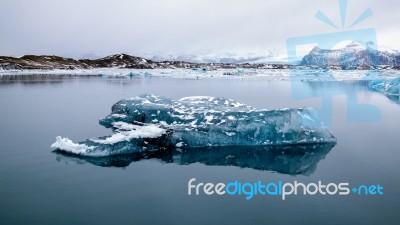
[0, 0, 398, 58]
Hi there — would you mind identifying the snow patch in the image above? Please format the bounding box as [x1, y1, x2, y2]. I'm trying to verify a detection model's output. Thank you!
[51, 136, 94, 154]
[92, 122, 166, 144]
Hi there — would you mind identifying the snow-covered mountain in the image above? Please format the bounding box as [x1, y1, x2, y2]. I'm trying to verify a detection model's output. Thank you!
[300, 41, 400, 69]
[145, 51, 288, 64]
[1, 44, 400, 71]
[0, 53, 287, 70]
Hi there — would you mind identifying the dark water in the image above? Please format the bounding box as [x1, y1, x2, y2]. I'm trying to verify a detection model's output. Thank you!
[0, 75, 399, 225]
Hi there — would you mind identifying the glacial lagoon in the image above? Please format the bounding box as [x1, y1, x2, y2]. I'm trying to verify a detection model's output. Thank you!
[0, 71, 399, 225]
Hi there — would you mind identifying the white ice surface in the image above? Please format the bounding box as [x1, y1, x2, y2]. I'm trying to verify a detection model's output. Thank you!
[2, 68, 400, 81]
[91, 122, 166, 145]
[51, 136, 94, 154]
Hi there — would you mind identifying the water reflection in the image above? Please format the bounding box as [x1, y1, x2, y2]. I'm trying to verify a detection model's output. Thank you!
[383, 95, 400, 104]
[299, 80, 382, 123]
[305, 79, 400, 104]
[0, 74, 97, 86]
[0, 74, 146, 87]
[53, 143, 335, 175]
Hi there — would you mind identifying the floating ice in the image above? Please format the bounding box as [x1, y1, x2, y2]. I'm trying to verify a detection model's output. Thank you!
[369, 78, 400, 96]
[368, 78, 400, 104]
[51, 136, 94, 154]
[52, 94, 336, 157]
[1, 68, 400, 81]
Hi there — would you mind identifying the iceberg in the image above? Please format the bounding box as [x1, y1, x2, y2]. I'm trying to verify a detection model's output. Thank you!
[51, 94, 336, 157]
[369, 78, 400, 96]
[368, 78, 400, 103]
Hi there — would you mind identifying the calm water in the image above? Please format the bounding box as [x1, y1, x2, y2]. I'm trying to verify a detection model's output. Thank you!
[0, 75, 399, 225]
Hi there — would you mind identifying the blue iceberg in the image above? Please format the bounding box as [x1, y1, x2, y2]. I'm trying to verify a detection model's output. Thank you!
[368, 78, 400, 103]
[51, 94, 336, 157]
[369, 78, 400, 96]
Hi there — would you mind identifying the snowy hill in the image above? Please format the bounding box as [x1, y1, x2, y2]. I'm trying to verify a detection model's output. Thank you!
[146, 51, 288, 64]
[0, 53, 287, 70]
[300, 42, 400, 69]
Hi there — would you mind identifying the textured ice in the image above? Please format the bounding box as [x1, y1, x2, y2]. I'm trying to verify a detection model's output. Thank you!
[52, 94, 336, 156]
[369, 78, 400, 96]
[51, 136, 94, 154]
[2, 68, 400, 81]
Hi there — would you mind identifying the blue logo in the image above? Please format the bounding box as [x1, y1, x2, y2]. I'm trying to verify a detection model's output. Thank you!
[286, 0, 381, 125]
[188, 178, 384, 200]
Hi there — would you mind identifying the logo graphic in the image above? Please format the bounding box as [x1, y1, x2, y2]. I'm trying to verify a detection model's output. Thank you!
[188, 178, 384, 200]
[286, 0, 381, 125]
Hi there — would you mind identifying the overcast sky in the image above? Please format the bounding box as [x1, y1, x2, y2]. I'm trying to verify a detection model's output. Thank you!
[0, 0, 399, 58]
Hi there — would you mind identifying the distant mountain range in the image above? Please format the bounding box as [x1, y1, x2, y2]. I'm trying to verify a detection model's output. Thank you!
[300, 42, 400, 69]
[145, 51, 287, 64]
[1, 43, 399, 70]
[0, 54, 286, 70]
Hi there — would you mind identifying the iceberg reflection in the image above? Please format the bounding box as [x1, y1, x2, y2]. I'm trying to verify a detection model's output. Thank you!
[53, 143, 335, 175]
